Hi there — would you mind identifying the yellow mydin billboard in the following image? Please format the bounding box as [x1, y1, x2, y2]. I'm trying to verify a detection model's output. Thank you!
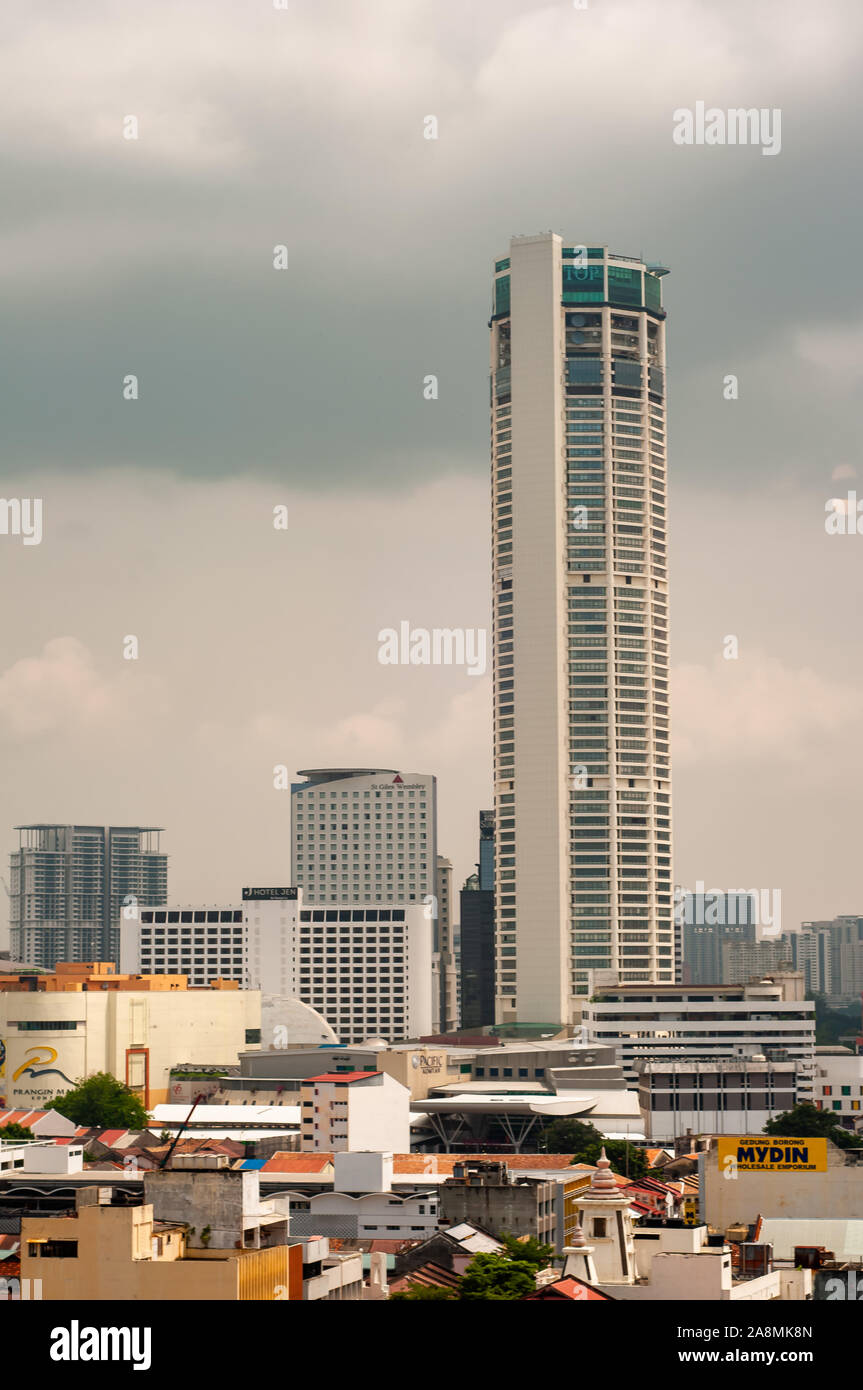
[717, 1137, 828, 1173]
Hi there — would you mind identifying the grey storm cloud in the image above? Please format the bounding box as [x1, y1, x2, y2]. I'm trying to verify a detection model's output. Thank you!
[1, 0, 861, 488]
[2, 0, 863, 933]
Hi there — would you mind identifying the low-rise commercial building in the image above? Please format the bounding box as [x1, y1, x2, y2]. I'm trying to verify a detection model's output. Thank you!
[0, 962, 260, 1108]
[219, 1042, 458, 1103]
[19, 1184, 303, 1300]
[582, 977, 815, 1095]
[299, 1235, 364, 1301]
[812, 1046, 863, 1128]
[637, 1058, 799, 1143]
[438, 1159, 557, 1246]
[0, 1139, 84, 1175]
[412, 1043, 644, 1151]
[702, 1136, 863, 1231]
[142, 1157, 291, 1251]
[300, 1071, 411, 1153]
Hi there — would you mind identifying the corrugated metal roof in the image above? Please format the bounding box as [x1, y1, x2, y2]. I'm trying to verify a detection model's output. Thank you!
[758, 1218, 863, 1261]
[388, 1261, 461, 1293]
[151, 1104, 300, 1126]
[303, 1072, 381, 1084]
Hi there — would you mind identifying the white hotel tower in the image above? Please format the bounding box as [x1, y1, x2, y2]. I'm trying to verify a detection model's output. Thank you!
[491, 234, 674, 1029]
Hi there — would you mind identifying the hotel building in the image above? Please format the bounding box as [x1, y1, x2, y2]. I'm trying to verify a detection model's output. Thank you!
[121, 889, 433, 1046]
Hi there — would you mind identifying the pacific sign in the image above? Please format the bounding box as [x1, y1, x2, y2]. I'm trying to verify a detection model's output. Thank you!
[717, 1136, 827, 1173]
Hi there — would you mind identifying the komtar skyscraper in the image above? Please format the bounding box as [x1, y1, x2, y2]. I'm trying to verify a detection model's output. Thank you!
[490, 233, 674, 1028]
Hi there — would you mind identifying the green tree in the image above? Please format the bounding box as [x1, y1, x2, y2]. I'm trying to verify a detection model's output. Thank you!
[458, 1252, 538, 1301]
[390, 1284, 458, 1301]
[1, 1122, 34, 1141]
[499, 1232, 553, 1269]
[764, 1102, 862, 1149]
[539, 1117, 648, 1176]
[46, 1072, 149, 1130]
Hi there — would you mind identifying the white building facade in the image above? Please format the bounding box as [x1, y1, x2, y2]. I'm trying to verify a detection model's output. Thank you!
[121, 889, 298, 995]
[583, 981, 816, 1094]
[299, 1072, 411, 1153]
[813, 1046, 863, 1128]
[637, 1059, 800, 1143]
[490, 234, 673, 1030]
[121, 890, 432, 1046]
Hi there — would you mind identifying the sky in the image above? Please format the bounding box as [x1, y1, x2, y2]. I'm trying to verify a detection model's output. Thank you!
[2, 0, 862, 941]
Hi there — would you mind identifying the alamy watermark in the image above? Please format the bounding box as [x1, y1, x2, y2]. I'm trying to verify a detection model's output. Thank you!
[0, 498, 42, 545]
[378, 622, 486, 677]
[825, 493, 863, 534]
[673, 103, 781, 156]
[674, 881, 782, 937]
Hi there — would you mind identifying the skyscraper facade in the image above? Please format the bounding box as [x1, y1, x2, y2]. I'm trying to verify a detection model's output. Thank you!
[680, 891, 757, 984]
[460, 810, 496, 1030]
[435, 854, 458, 1033]
[291, 768, 436, 905]
[10, 824, 167, 968]
[490, 233, 673, 1027]
[290, 768, 437, 1042]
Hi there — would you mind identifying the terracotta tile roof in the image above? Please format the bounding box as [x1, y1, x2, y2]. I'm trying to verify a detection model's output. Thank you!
[626, 1176, 678, 1196]
[0, 1110, 47, 1128]
[504, 1154, 579, 1170]
[524, 1277, 609, 1302]
[96, 1130, 129, 1147]
[147, 1136, 244, 1158]
[369, 1238, 420, 1255]
[304, 1072, 381, 1084]
[389, 1261, 461, 1294]
[261, 1152, 334, 1173]
[645, 1148, 670, 1166]
[391, 1152, 579, 1175]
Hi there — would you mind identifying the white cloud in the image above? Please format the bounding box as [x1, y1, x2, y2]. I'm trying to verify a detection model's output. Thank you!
[672, 651, 862, 766]
[795, 322, 863, 381]
[0, 637, 166, 739]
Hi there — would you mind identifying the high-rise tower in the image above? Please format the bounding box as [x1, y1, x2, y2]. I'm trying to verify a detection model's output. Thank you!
[10, 824, 167, 968]
[490, 233, 673, 1027]
[291, 768, 436, 905]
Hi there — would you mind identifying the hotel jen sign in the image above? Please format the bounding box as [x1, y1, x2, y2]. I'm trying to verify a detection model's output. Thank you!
[242, 887, 298, 901]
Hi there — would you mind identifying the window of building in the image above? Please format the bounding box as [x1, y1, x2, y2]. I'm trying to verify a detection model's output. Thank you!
[28, 1240, 78, 1259]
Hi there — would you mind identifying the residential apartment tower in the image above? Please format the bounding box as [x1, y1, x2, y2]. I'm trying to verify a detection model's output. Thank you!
[490, 234, 673, 1027]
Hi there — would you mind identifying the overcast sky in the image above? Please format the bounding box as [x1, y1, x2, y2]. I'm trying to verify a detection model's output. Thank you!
[2, 0, 862, 942]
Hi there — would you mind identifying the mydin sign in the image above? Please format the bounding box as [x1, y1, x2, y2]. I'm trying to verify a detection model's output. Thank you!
[717, 1137, 827, 1173]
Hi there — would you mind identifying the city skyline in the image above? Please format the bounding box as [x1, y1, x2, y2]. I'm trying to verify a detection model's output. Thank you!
[3, 0, 863, 942]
